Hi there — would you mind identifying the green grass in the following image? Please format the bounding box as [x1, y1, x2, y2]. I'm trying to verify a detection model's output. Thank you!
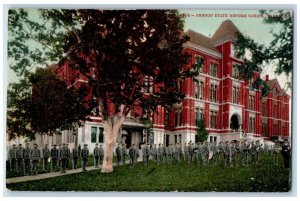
[6, 155, 129, 178]
[6, 153, 291, 192]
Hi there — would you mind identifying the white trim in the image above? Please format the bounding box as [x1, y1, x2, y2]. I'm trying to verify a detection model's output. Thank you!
[185, 42, 222, 59]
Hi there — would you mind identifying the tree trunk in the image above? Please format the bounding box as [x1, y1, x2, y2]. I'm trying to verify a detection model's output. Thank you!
[101, 116, 125, 173]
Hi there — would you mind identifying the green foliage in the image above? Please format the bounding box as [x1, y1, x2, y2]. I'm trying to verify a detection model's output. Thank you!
[7, 68, 92, 140]
[196, 119, 208, 143]
[6, 154, 291, 192]
[234, 10, 293, 94]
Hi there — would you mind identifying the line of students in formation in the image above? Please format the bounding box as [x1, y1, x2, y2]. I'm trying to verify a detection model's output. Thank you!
[8, 139, 291, 176]
[8, 142, 103, 175]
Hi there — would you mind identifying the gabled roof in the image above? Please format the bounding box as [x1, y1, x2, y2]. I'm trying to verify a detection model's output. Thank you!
[265, 78, 288, 96]
[185, 29, 220, 54]
[211, 20, 241, 44]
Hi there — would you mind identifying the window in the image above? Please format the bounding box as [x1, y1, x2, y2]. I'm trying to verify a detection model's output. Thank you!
[200, 82, 204, 99]
[262, 121, 267, 137]
[99, 127, 104, 143]
[91, 127, 97, 143]
[175, 135, 178, 144]
[274, 123, 278, 135]
[249, 95, 255, 110]
[179, 134, 182, 143]
[232, 87, 240, 104]
[165, 111, 170, 126]
[233, 64, 239, 79]
[195, 55, 204, 73]
[195, 108, 203, 124]
[178, 109, 182, 126]
[248, 78, 254, 89]
[248, 117, 255, 133]
[194, 80, 199, 99]
[262, 100, 267, 116]
[175, 108, 182, 127]
[210, 136, 213, 142]
[143, 76, 153, 93]
[231, 43, 238, 58]
[210, 63, 217, 77]
[210, 85, 218, 102]
[274, 103, 278, 118]
[209, 111, 217, 128]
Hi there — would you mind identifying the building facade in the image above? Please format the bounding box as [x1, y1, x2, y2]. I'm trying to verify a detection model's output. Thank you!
[15, 20, 289, 151]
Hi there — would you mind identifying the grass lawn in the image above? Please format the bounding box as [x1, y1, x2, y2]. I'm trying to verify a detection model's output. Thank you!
[6, 153, 291, 192]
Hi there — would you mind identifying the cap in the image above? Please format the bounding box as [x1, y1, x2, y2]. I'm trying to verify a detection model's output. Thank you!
[34, 143, 38, 145]
[84, 144, 88, 146]
[53, 144, 57, 146]
[96, 143, 99, 145]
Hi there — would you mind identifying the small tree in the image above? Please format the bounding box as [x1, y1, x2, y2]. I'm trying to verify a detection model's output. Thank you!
[196, 119, 208, 143]
[7, 67, 91, 140]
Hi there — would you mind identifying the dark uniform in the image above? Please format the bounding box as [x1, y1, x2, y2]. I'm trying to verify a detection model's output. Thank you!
[81, 144, 89, 171]
[9, 144, 17, 172]
[16, 144, 24, 173]
[241, 141, 250, 167]
[129, 144, 135, 166]
[72, 146, 79, 169]
[60, 144, 69, 173]
[42, 144, 50, 172]
[158, 144, 163, 164]
[229, 141, 237, 167]
[99, 145, 104, 165]
[24, 143, 31, 175]
[50, 145, 59, 171]
[188, 141, 194, 165]
[202, 142, 210, 166]
[143, 144, 150, 165]
[122, 144, 127, 164]
[115, 144, 122, 166]
[30, 144, 41, 175]
[94, 144, 100, 168]
[281, 139, 291, 168]
[58, 145, 62, 170]
[223, 141, 230, 166]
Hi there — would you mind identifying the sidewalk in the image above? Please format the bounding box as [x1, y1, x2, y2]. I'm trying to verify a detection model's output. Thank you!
[6, 157, 143, 185]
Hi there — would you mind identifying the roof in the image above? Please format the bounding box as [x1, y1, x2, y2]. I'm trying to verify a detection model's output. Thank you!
[265, 78, 288, 96]
[185, 29, 220, 54]
[211, 20, 241, 44]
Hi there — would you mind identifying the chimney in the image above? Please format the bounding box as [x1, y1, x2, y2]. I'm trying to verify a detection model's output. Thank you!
[265, 75, 269, 81]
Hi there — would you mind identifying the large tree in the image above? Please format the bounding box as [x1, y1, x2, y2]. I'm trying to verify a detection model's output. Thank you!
[234, 10, 293, 94]
[8, 9, 200, 173]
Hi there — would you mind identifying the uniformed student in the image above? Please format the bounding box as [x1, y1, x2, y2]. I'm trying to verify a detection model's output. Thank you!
[250, 141, 256, 164]
[42, 144, 50, 172]
[9, 144, 17, 172]
[115, 144, 122, 166]
[158, 143, 163, 164]
[99, 145, 104, 165]
[195, 142, 202, 166]
[142, 143, 150, 165]
[94, 143, 100, 168]
[241, 140, 249, 167]
[134, 144, 139, 163]
[273, 140, 280, 165]
[16, 144, 24, 174]
[129, 144, 135, 166]
[23, 143, 31, 175]
[166, 144, 172, 164]
[122, 143, 127, 164]
[229, 141, 237, 167]
[223, 141, 230, 166]
[281, 138, 291, 168]
[202, 142, 210, 166]
[50, 144, 59, 171]
[255, 140, 261, 164]
[81, 144, 89, 171]
[57, 144, 62, 170]
[66, 144, 71, 169]
[30, 143, 41, 175]
[177, 143, 184, 163]
[188, 141, 194, 165]
[60, 143, 69, 173]
[212, 141, 219, 165]
[72, 145, 79, 169]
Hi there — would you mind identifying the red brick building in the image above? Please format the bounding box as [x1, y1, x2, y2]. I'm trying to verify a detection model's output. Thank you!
[54, 20, 290, 148]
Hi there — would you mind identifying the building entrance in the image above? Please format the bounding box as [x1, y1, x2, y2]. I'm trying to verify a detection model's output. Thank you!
[230, 114, 240, 131]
